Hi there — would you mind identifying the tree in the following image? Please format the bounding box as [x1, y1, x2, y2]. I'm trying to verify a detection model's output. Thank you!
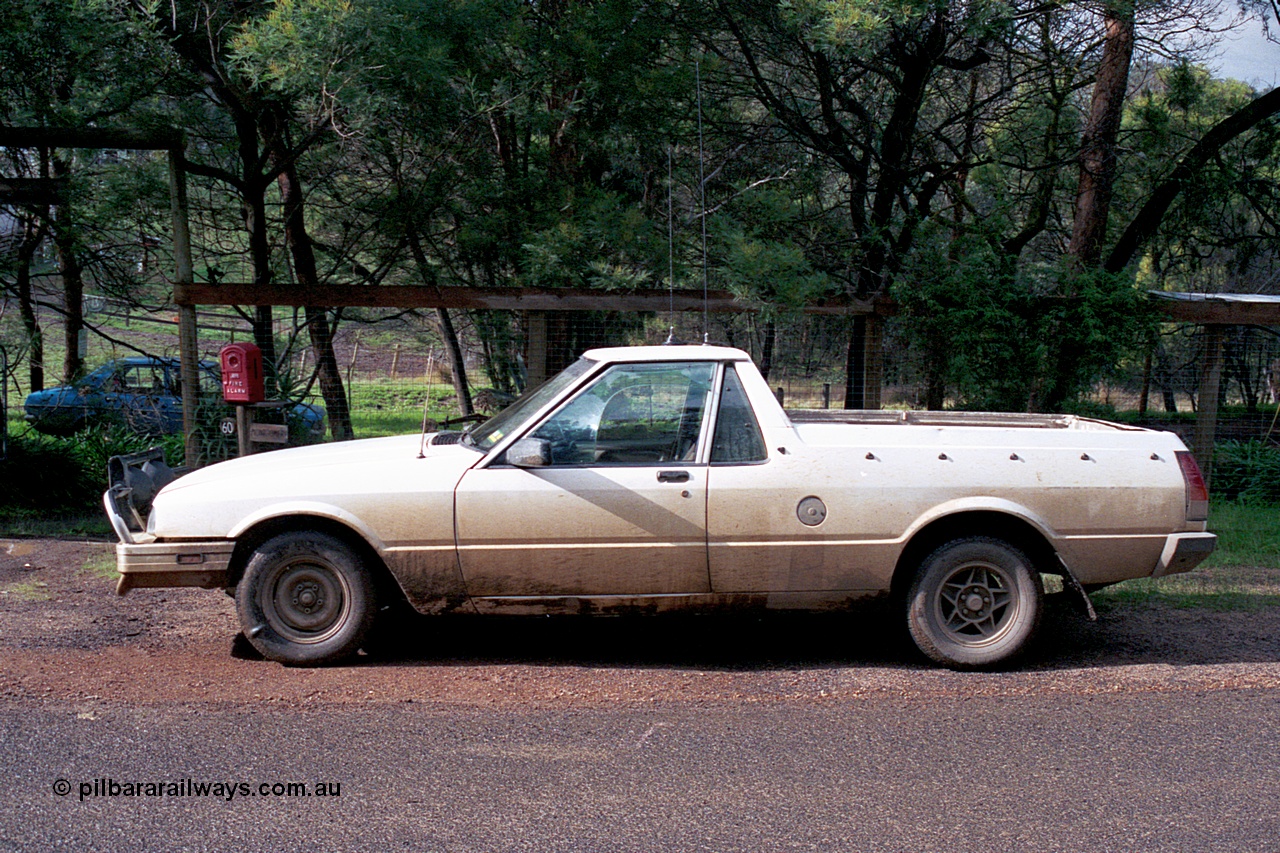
[698, 0, 1011, 406]
[126, 0, 356, 438]
[1106, 82, 1280, 272]
[0, 0, 169, 384]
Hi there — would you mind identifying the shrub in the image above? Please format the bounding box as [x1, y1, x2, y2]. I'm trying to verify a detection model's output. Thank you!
[0, 428, 164, 513]
[1212, 440, 1280, 505]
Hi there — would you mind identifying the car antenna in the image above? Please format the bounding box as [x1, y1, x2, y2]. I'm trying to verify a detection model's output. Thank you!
[417, 353, 435, 458]
[667, 145, 676, 343]
[417, 404, 432, 459]
[663, 145, 689, 347]
[696, 58, 709, 345]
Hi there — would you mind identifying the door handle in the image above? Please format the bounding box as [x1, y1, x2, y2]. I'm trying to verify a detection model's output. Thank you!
[657, 470, 690, 483]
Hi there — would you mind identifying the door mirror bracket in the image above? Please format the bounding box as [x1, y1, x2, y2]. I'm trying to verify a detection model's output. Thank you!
[507, 437, 552, 468]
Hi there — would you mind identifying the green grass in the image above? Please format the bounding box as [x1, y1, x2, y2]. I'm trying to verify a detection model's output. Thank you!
[1204, 502, 1280, 568]
[1092, 565, 1280, 611]
[0, 511, 113, 538]
[347, 377, 485, 437]
[81, 552, 119, 580]
[0, 580, 52, 601]
[351, 410, 433, 437]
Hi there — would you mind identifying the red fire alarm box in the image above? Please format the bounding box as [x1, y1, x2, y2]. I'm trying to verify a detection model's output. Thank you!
[220, 342, 265, 403]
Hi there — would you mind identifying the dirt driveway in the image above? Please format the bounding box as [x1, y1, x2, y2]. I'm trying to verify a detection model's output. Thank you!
[4, 537, 1280, 708]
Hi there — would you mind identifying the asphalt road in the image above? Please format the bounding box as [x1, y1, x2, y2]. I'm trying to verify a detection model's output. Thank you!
[4, 685, 1279, 852]
[4, 540, 1280, 851]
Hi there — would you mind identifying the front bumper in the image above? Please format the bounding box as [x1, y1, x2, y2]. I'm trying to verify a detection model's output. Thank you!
[1153, 532, 1218, 578]
[104, 476, 235, 594]
[115, 540, 236, 594]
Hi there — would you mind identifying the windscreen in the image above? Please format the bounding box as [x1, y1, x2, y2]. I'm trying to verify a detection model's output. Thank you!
[464, 358, 596, 451]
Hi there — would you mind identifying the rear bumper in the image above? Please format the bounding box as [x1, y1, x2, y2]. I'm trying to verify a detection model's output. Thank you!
[1152, 532, 1218, 578]
[116, 540, 235, 594]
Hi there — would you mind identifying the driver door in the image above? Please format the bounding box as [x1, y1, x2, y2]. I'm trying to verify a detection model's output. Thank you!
[454, 361, 717, 597]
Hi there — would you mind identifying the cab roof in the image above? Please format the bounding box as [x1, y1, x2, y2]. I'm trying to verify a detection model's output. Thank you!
[581, 344, 752, 363]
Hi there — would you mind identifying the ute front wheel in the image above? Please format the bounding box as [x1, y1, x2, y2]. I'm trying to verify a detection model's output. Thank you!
[907, 537, 1043, 670]
[236, 531, 377, 666]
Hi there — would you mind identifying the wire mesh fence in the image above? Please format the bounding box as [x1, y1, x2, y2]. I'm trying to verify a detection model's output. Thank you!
[329, 308, 857, 421]
[5, 297, 1280, 502]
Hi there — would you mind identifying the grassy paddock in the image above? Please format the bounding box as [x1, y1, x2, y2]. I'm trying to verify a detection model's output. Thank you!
[347, 378, 475, 438]
[351, 409, 432, 437]
[1091, 565, 1280, 611]
[1204, 502, 1280, 568]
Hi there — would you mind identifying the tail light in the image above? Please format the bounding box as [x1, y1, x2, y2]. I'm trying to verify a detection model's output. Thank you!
[1175, 450, 1209, 522]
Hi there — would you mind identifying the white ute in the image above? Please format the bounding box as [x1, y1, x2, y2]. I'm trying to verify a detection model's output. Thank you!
[105, 345, 1216, 669]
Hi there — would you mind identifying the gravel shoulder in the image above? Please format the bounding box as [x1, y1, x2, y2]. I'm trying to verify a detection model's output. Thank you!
[3, 537, 1280, 710]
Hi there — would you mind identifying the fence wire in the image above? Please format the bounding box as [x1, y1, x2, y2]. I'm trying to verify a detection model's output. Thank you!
[4, 300, 1280, 502]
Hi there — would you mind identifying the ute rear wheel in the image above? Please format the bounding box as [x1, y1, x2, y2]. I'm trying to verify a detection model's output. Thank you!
[906, 537, 1043, 670]
[236, 531, 377, 666]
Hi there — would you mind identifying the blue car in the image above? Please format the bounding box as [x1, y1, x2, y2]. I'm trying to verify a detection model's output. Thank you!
[24, 357, 325, 438]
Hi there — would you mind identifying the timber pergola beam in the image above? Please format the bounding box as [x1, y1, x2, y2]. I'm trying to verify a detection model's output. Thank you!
[0, 126, 199, 465]
[180, 284, 895, 399]
[1148, 292, 1280, 472]
[176, 282, 893, 316]
[1149, 292, 1280, 326]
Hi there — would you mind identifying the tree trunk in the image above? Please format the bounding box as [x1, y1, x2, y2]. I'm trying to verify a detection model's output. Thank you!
[924, 337, 948, 411]
[1155, 344, 1178, 413]
[139, 3, 285, 393]
[236, 111, 280, 396]
[405, 225, 473, 415]
[302, 307, 351, 439]
[269, 130, 353, 441]
[52, 157, 85, 383]
[1068, 1, 1135, 268]
[759, 318, 776, 381]
[473, 308, 520, 395]
[1044, 1, 1135, 412]
[436, 308, 472, 416]
[15, 217, 46, 393]
[1139, 347, 1152, 417]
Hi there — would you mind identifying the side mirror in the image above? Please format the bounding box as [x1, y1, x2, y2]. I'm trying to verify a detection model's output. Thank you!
[507, 437, 551, 468]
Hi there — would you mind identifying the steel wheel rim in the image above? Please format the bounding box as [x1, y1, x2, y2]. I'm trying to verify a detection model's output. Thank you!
[931, 561, 1019, 647]
[262, 559, 351, 644]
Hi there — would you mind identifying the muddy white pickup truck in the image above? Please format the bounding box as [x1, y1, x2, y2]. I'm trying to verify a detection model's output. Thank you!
[106, 344, 1216, 669]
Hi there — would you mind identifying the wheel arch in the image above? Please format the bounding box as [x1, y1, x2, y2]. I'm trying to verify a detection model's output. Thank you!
[890, 509, 1060, 602]
[225, 514, 408, 609]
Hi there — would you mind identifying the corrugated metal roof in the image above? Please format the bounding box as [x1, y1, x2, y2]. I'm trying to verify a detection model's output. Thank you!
[1148, 292, 1280, 304]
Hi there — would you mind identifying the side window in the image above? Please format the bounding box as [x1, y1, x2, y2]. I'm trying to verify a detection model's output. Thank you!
[711, 365, 767, 464]
[106, 367, 130, 392]
[530, 362, 715, 466]
[116, 364, 166, 395]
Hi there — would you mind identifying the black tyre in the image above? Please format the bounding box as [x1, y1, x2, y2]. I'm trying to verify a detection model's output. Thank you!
[906, 537, 1043, 670]
[235, 531, 377, 666]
